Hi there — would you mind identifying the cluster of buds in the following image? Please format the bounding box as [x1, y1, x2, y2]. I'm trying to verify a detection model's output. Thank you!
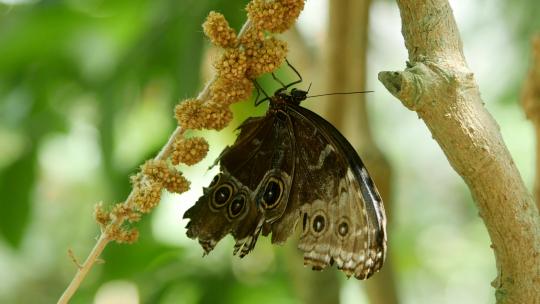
[94, 158, 192, 243]
[93, 0, 305, 243]
[174, 0, 305, 132]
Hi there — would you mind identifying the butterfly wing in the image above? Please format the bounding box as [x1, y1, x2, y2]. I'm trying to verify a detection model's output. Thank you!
[266, 104, 387, 279]
[184, 113, 297, 256]
[184, 99, 386, 279]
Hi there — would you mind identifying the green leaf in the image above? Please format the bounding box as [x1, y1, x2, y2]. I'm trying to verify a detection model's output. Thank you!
[0, 148, 36, 247]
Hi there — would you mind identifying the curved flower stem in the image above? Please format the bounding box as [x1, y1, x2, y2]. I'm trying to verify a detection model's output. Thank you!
[57, 234, 110, 304]
[56, 20, 253, 304]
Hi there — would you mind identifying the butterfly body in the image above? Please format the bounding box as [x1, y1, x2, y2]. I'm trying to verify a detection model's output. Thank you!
[184, 87, 386, 279]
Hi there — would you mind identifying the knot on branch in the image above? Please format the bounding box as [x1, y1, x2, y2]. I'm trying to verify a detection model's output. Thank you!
[378, 60, 469, 112]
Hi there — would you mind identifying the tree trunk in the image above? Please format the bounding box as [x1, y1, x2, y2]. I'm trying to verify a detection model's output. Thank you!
[324, 0, 400, 303]
[379, 1, 540, 303]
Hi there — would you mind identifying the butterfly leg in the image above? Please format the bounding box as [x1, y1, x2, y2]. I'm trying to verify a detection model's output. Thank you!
[283, 58, 303, 89]
[254, 83, 261, 104]
[271, 72, 287, 88]
[253, 79, 271, 106]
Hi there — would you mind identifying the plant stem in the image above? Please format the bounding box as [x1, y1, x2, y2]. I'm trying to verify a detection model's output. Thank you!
[57, 20, 253, 304]
[57, 234, 110, 304]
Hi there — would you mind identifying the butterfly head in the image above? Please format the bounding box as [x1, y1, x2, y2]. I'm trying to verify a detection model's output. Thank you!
[289, 88, 308, 103]
[270, 87, 309, 108]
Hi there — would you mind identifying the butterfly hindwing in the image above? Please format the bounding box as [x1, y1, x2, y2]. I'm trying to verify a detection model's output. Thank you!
[184, 113, 296, 256]
[263, 105, 386, 279]
[296, 106, 386, 279]
[184, 171, 255, 253]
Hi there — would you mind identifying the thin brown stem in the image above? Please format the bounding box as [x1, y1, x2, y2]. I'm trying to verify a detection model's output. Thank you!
[58, 234, 110, 304]
[346, 0, 400, 301]
[322, 0, 400, 302]
[57, 20, 253, 304]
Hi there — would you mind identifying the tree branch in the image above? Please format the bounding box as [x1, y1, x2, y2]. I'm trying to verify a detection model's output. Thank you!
[379, 1, 540, 303]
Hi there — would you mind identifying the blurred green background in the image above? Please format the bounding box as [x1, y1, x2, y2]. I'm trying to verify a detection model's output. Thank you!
[0, 0, 539, 303]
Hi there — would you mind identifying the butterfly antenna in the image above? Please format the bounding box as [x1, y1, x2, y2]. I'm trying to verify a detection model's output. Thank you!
[307, 91, 373, 99]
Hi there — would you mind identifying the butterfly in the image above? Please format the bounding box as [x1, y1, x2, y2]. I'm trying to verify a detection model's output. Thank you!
[183, 63, 387, 279]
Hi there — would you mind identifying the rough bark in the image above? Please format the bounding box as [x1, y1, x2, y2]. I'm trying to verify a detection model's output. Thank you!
[378, 1, 540, 303]
[324, 0, 400, 303]
[522, 34, 540, 207]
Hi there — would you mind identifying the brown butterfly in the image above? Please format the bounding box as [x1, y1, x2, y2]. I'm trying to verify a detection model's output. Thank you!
[184, 63, 387, 279]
